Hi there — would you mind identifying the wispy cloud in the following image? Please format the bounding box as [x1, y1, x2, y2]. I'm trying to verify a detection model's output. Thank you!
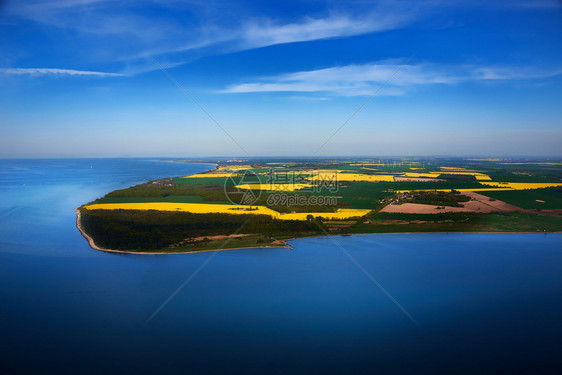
[124, 9, 418, 65]
[4, 0, 559, 77]
[221, 61, 562, 96]
[129, 0, 561, 65]
[238, 10, 414, 50]
[5, 0, 423, 71]
[0, 68, 122, 77]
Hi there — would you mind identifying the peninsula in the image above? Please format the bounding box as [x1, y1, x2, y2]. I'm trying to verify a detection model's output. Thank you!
[77, 158, 562, 253]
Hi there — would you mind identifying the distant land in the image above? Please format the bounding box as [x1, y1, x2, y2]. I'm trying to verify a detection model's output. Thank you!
[77, 157, 562, 253]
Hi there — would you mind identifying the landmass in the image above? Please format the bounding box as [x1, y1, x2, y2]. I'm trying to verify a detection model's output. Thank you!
[77, 158, 562, 254]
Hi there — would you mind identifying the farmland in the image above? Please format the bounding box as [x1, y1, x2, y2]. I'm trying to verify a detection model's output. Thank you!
[78, 157, 562, 253]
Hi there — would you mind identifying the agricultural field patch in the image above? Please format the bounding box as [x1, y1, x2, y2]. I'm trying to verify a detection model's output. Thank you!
[479, 188, 562, 209]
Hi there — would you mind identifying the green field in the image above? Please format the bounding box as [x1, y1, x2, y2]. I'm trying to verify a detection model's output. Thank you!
[164, 234, 296, 253]
[352, 212, 562, 233]
[478, 188, 562, 209]
[96, 195, 218, 204]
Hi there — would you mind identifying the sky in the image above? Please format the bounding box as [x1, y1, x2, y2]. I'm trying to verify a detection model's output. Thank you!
[0, 0, 561, 158]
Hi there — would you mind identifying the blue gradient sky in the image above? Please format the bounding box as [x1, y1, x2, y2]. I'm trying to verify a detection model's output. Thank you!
[1, 0, 561, 157]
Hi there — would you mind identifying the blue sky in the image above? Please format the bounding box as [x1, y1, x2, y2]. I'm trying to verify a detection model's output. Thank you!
[1, 0, 561, 157]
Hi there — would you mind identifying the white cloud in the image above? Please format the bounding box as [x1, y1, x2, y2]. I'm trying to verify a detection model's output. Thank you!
[4, 0, 422, 74]
[238, 10, 413, 50]
[6, 0, 560, 77]
[0, 68, 122, 77]
[124, 9, 416, 65]
[221, 62, 562, 96]
[0, 0, 422, 77]
[221, 62, 454, 95]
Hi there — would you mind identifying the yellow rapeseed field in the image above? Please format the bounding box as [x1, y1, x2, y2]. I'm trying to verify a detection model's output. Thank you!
[267, 169, 345, 176]
[218, 165, 252, 171]
[402, 172, 491, 180]
[306, 171, 396, 182]
[182, 172, 235, 178]
[402, 172, 442, 178]
[394, 181, 562, 193]
[481, 182, 562, 190]
[235, 183, 313, 191]
[84, 202, 279, 216]
[341, 173, 396, 182]
[83, 203, 372, 221]
[277, 209, 372, 220]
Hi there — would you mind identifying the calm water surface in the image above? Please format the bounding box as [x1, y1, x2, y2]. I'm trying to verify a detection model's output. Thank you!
[1, 159, 561, 374]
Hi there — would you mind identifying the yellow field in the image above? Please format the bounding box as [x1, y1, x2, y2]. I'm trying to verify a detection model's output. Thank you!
[182, 172, 234, 178]
[393, 188, 512, 193]
[307, 171, 396, 182]
[361, 169, 396, 174]
[402, 172, 442, 178]
[84, 202, 279, 216]
[341, 173, 396, 182]
[305, 170, 495, 182]
[83, 203, 371, 221]
[402, 172, 491, 180]
[268, 169, 345, 176]
[481, 182, 562, 190]
[394, 181, 562, 193]
[235, 183, 313, 191]
[278, 209, 372, 220]
[218, 165, 252, 171]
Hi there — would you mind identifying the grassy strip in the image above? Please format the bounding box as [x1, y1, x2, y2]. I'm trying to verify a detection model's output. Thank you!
[349, 212, 562, 234]
[477, 188, 562, 209]
[164, 234, 299, 253]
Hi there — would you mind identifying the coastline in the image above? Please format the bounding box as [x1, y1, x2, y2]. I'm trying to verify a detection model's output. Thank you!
[76, 209, 293, 255]
[76, 209, 558, 255]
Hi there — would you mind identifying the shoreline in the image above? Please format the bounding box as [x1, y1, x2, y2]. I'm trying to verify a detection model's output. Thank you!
[76, 210, 559, 255]
[76, 209, 293, 255]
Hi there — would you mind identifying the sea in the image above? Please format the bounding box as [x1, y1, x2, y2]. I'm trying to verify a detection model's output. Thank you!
[1, 158, 561, 374]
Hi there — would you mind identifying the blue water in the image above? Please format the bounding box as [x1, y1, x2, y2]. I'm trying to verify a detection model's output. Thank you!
[1, 159, 561, 374]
